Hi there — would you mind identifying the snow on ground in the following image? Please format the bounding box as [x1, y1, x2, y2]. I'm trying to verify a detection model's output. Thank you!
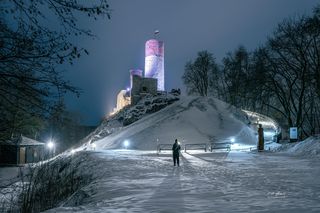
[44, 96, 320, 212]
[3, 96, 320, 212]
[92, 96, 256, 150]
[0, 167, 25, 210]
[0, 167, 20, 184]
[43, 149, 320, 212]
[80, 92, 180, 144]
[242, 110, 280, 142]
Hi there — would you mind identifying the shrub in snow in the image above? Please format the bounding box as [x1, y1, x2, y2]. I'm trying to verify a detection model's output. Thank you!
[122, 93, 179, 126]
[0, 181, 24, 212]
[11, 153, 93, 212]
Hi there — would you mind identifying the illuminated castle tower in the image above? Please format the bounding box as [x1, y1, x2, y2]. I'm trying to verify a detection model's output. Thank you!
[145, 39, 164, 91]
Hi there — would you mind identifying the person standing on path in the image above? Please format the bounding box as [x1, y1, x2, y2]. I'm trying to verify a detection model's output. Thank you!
[172, 139, 181, 166]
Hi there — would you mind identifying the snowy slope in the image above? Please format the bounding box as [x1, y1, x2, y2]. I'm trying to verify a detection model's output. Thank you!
[93, 96, 256, 150]
[79, 92, 180, 144]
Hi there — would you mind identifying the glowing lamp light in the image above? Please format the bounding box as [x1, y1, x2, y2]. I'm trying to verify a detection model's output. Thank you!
[92, 143, 96, 149]
[71, 149, 76, 154]
[123, 140, 130, 149]
[47, 141, 55, 149]
[230, 137, 235, 143]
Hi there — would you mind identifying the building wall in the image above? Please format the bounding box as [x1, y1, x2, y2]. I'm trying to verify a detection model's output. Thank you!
[145, 39, 164, 91]
[116, 90, 131, 111]
[0, 145, 46, 165]
[110, 90, 131, 116]
[130, 69, 143, 89]
[26, 146, 45, 163]
[131, 75, 157, 105]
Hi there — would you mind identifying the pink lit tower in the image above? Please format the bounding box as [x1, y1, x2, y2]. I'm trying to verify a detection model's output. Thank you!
[144, 37, 164, 91]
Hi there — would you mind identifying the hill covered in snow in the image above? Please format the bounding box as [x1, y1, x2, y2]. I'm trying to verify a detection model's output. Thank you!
[88, 96, 257, 150]
[3, 96, 320, 212]
[80, 92, 180, 145]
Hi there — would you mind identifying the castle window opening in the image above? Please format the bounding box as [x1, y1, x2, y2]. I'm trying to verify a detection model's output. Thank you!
[142, 86, 147, 92]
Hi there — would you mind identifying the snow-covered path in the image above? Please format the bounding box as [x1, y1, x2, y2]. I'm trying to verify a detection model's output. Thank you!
[46, 150, 320, 213]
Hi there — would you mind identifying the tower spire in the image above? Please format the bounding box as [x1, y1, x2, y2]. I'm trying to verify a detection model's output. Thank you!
[154, 30, 160, 39]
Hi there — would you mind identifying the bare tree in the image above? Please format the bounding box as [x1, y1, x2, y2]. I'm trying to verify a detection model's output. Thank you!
[220, 46, 251, 108]
[263, 13, 320, 137]
[182, 51, 219, 96]
[0, 0, 111, 139]
[182, 5, 320, 138]
[217, 7, 320, 137]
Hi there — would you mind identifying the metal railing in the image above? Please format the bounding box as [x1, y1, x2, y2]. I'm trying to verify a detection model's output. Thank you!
[157, 144, 172, 153]
[209, 142, 231, 152]
[184, 143, 207, 152]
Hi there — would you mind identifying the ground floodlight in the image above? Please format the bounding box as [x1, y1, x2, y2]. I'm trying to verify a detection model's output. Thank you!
[47, 141, 55, 149]
[124, 140, 129, 148]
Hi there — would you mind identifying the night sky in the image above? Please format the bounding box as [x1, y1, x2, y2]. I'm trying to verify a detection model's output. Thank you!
[63, 0, 318, 125]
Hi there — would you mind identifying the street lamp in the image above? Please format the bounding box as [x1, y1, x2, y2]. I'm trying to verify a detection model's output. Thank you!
[47, 140, 55, 157]
[123, 140, 129, 149]
[47, 141, 54, 149]
[91, 143, 96, 150]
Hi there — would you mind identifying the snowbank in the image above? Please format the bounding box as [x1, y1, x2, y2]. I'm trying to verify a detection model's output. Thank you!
[270, 136, 320, 158]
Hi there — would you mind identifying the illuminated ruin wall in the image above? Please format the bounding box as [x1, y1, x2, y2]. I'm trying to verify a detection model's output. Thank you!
[110, 90, 131, 116]
[131, 75, 157, 105]
[145, 39, 164, 91]
[130, 69, 143, 89]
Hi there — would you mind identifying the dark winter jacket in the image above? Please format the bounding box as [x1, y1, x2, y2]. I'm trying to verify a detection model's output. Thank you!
[172, 142, 181, 156]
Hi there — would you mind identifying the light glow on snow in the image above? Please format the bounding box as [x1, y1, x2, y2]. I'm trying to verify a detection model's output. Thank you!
[47, 141, 55, 149]
[264, 131, 276, 137]
[258, 121, 277, 129]
[91, 143, 96, 150]
[123, 140, 130, 149]
[231, 143, 254, 151]
[242, 110, 280, 131]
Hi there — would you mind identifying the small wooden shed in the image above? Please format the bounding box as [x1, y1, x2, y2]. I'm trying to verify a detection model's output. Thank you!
[0, 135, 45, 165]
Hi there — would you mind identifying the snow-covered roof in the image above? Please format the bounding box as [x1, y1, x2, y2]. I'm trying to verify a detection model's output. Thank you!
[1, 135, 45, 146]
